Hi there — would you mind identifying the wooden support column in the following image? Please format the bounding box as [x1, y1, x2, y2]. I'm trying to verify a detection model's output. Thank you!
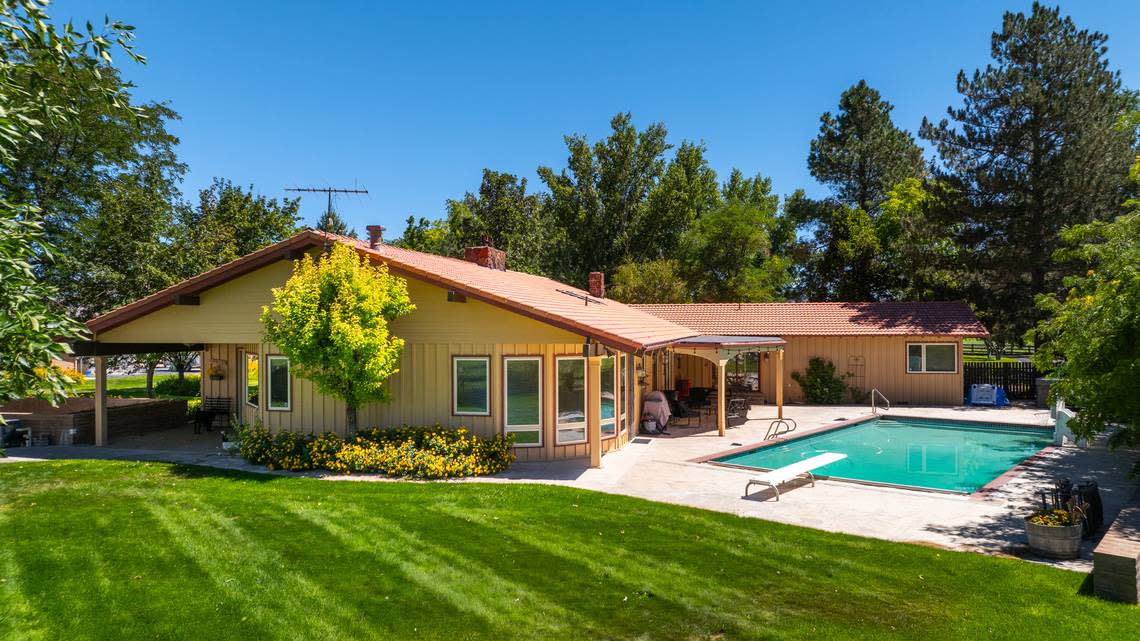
[775, 348, 784, 420]
[587, 355, 603, 468]
[716, 358, 727, 437]
[94, 356, 108, 446]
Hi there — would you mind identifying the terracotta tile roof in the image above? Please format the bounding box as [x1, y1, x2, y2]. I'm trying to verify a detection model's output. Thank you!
[330, 233, 696, 351]
[631, 301, 989, 337]
[88, 230, 697, 352]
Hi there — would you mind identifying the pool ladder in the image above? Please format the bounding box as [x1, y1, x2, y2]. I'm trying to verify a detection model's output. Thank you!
[871, 388, 891, 415]
[765, 418, 797, 440]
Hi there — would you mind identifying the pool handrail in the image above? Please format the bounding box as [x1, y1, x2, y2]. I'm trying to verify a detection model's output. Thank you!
[871, 388, 890, 414]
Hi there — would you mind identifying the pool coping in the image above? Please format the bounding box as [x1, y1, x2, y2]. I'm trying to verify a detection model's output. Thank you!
[692, 413, 1056, 497]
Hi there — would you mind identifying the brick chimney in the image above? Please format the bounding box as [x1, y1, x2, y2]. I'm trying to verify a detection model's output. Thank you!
[365, 225, 385, 249]
[463, 245, 507, 270]
[588, 271, 605, 298]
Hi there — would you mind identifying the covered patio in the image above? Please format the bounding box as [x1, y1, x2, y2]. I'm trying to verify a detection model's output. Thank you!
[653, 335, 786, 437]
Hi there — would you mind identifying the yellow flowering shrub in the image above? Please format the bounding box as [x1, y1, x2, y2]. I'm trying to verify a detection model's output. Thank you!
[234, 423, 514, 478]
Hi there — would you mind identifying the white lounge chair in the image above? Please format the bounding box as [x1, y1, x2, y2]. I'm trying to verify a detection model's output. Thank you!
[743, 452, 847, 501]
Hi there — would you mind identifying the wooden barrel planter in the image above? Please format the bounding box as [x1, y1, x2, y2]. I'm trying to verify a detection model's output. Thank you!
[1025, 518, 1083, 559]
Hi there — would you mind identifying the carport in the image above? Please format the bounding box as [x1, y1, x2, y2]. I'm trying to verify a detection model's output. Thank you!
[70, 340, 203, 446]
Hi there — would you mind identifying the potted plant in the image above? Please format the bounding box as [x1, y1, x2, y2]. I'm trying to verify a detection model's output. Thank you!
[1025, 503, 1084, 559]
[220, 429, 238, 452]
[207, 361, 226, 381]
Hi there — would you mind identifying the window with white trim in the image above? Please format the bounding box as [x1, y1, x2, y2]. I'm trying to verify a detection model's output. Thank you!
[907, 343, 957, 373]
[504, 357, 542, 447]
[600, 356, 616, 439]
[556, 357, 586, 444]
[453, 357, 490, 415]
[266, 355, 291, 411]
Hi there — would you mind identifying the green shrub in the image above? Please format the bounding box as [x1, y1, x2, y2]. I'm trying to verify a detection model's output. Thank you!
[185, 397, 202, 420]
[155, 375, 200, 397]
[232, 423, 514, 478]
[791, 357, 850, 404]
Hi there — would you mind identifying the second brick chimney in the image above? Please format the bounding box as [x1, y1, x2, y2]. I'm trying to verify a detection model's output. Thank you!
[365, 225, 385, 249]
[588, 271, 605, 299]
[463, 245, 507, 270]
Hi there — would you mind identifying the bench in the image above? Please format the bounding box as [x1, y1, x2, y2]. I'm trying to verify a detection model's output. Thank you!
[193, 397, 232, 434]
[743, 452, 847, 501]
[1093, 489, 1140, 603]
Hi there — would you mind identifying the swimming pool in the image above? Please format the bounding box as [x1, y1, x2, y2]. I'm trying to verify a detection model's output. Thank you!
[711, 416, 1052, 493]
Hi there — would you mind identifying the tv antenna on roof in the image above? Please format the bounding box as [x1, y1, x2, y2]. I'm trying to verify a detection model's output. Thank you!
[284, 186, 369, 228]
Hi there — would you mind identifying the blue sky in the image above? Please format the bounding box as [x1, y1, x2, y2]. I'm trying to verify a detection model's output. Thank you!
[53, 1, 1140, 237]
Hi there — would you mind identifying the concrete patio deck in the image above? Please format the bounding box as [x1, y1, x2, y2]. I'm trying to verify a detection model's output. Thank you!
[5, 404, 1137, 571]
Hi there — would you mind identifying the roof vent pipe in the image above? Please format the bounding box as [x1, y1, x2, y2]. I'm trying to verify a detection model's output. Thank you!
[365, 225, 385, 249]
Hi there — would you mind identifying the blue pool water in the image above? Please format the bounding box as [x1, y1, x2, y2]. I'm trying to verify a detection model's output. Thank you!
[714, 416, 1052, 493]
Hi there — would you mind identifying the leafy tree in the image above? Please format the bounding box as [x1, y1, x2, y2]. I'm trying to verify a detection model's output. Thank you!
[920, 3, 1138, 344]
[0, 213, 86, 405]
[0, 2, 143, 406]
[443, 169, 550, 274]
[261, 243, 414, 432]
[0, 55, 180, 249]
[55, 158, 183, 320]
[808, 80, 925, 215]
[641, 141, 720, 257]
[175, 179, 300, 276]
[164, 352, 197, 380]
[394, 215, 448, 254]
[879, 178, 968, 300]
[316, 208, 356, 238]
[609, 259, 687, 304]
[538, 113, 670, 285]
[679, 200, 789, 302]
[1032, 163, 1139, 473]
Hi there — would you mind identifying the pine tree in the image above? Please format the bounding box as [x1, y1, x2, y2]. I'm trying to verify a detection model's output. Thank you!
[793, 81, 924, 300]
[920, 2, 1137, 344]
[808, 80, 925, 215]
[316, 208, 356, 238]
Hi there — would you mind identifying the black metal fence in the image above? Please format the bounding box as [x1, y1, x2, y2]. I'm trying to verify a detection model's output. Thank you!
[963, 361, 1040, 400]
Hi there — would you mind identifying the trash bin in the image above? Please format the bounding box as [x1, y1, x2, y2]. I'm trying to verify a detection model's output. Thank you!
[1077, 480, 1104, 537]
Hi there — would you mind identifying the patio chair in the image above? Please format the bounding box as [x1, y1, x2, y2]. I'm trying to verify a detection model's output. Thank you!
[688, 387, 711, 414]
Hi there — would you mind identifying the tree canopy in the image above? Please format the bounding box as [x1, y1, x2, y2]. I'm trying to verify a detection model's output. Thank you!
[261, 243, 414, 432]
[1032, 160, 1140, 471]
[0, 2, 143, 405]
[920, 2, 1138, 343]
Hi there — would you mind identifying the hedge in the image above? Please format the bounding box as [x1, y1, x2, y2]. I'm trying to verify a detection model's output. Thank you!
[235, 423, 515, 478]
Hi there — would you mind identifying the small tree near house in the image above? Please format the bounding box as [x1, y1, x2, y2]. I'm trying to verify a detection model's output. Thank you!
[260, 243, 414, 432]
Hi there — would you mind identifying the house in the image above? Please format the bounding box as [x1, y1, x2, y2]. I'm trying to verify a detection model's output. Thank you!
[633, 302, 989, 406]
[77, 228, 988, 464]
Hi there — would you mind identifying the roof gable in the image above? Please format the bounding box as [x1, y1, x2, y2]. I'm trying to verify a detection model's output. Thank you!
[87, 230, 696, 352]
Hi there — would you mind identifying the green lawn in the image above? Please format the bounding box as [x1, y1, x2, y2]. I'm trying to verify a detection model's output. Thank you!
[75, 373, 192, 398]
[0, 461, 1134, 640]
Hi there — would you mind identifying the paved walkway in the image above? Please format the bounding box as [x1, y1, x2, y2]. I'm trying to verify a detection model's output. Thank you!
[6, 404, 1137, 571]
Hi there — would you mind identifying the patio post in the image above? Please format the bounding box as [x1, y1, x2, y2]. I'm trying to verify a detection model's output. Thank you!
[94, 356, 108, 446]
[587, 355, 603, 468]
[775, 348, 784, 420]
[716, 358, 727, 437]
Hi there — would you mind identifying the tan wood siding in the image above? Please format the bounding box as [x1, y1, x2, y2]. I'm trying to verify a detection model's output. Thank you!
[759, 335, 964, 405]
